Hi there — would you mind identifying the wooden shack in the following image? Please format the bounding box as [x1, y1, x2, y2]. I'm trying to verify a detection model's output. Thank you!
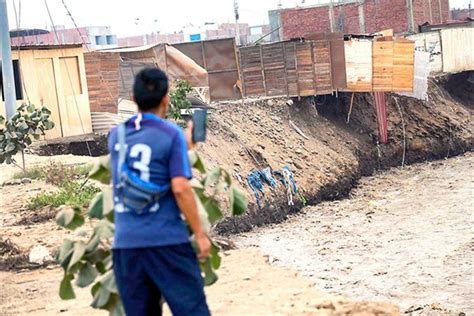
[0, 44, 93, 139]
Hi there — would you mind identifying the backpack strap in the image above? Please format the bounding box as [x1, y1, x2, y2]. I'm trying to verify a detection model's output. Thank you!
[117, 123, 126, 169]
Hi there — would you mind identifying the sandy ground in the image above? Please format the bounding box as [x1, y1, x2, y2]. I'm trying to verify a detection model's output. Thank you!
[238, 153, 474, 314]
[0, 154, 399, 315]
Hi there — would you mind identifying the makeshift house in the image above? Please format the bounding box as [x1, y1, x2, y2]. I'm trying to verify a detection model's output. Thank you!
[85, 43, 209, 115]
[0, 44, 93, 139]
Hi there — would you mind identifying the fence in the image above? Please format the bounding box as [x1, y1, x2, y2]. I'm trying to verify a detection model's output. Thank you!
[174, 38, 241, 101]
[238, 35, 416, 98]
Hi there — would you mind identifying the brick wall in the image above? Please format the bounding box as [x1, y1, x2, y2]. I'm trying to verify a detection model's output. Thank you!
[84, 52, 121, 113]
[412, 0, 450, 27]
[279, 0, 451, 39]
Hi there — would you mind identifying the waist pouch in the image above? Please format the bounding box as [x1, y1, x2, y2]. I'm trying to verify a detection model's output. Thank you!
[118, 167, 170, 215]
[116, 122, 169, 215]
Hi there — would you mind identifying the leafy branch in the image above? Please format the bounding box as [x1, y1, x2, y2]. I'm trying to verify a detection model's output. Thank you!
[55, 152, 247, 315]
[169, 79, 193, 121]
[0, 103, 55, 170]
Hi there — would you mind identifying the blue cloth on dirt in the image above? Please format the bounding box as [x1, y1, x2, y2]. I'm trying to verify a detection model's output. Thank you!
[113, 243, 210, 316]
[108, 113, 192, 249]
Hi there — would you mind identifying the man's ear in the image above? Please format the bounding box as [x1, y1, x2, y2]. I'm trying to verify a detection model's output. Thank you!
[161, 94, 170, 106]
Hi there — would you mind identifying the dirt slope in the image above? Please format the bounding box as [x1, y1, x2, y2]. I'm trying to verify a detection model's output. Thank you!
[195, 78, 472, 233]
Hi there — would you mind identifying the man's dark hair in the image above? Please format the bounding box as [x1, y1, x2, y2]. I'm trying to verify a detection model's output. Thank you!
[133, 68, 169, 111]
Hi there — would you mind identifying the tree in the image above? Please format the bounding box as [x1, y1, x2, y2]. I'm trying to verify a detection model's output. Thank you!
[169, 79, 193, 121]
[0, 103, 55, 170]
[55, 152, 247, 315]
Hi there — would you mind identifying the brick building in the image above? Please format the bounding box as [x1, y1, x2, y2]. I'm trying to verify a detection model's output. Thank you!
[270, 0, 451, 40]
[451, 8, 473, 20]
[10, 26, 118, 50]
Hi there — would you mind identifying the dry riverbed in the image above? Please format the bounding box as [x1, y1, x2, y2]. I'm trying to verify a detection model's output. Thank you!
[238, 153, 474, 314]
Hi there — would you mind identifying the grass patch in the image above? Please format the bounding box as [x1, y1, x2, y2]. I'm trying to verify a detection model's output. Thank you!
[12, 162, 93, 184]
[12, 166, 45, 180]
[28, 180, 100, 210]
[26, 161, 98, 211]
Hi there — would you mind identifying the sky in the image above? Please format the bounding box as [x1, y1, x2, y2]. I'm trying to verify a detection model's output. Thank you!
[6, 0, 472, 37]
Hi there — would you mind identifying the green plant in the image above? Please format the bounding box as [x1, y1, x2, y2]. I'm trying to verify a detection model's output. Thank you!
[28, 180, 100, 210]
[0, 103, 55, 170]
[169, 79, 193, 121]
[55, 152, 247, 315]
[12, 166, 45, 180]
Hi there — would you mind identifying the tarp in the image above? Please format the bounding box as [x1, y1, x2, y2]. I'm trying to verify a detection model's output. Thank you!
[155, 45, 209, 88]
[101, 43, 209, 89]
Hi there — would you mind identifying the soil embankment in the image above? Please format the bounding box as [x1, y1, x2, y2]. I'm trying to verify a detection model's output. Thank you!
[199, 76, 473, 233]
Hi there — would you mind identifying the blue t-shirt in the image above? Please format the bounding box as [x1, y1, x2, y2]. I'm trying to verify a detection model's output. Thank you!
[108, 113, 192, 249]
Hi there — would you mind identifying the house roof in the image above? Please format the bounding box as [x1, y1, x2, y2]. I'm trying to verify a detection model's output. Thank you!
[11, 43, 83, 50]
[98, 43, 161, 53]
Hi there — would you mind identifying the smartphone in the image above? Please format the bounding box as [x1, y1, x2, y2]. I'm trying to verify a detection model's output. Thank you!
[192, 109, 207, 143]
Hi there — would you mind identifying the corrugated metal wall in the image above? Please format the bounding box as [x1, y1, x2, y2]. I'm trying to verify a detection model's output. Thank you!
[441, 27, 474, 73]
[174, 38, 241, 101]
[407, 31, 443, 73]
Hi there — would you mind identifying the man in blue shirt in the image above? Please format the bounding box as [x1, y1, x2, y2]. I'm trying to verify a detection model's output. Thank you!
[108, 68, 211, 315]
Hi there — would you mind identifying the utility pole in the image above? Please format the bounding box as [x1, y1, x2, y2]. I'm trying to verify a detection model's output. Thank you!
[328, 0, 336, 32]
[234, 0, 241, 46]
[358, 0, 366, 33]
[0, 0, 17, 119]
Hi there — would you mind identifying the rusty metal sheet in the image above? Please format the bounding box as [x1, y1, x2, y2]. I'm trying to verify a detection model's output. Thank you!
[208, 71, 240, 101]
[372, 41, 394, 91]
[174, 38, 239, 101]
[203, 38, 237, 72]
[173, 42, 205, 68]
[329, 33, 347, 89]
[313, 40, 333, 94]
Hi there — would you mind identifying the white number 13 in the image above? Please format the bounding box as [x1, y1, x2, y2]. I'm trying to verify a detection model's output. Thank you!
[129, 144, 151, 181]
[115, 143, 152, 181]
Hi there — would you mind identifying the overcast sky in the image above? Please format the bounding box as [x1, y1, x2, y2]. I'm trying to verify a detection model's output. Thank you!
[7, 0, 472, 37]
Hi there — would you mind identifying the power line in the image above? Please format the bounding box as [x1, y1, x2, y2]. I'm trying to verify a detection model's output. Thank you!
[61, 0, 119, 111]
[44, 0, 92, 157]
[12, 0, 31, 103]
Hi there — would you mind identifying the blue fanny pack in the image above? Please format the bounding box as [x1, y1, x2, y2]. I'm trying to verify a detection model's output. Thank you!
[116, 123, 170, 215]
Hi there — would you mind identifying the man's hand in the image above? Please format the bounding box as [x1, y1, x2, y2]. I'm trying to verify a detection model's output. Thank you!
[185, 121, 195, 150]
[195, 232, 211, 260]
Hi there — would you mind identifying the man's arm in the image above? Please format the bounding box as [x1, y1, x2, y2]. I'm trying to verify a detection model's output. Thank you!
[172, 177, 211, 260]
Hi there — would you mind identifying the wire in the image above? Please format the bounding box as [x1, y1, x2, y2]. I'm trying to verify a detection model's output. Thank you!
[61, 0, 119, 110]
[44, 0, 93, 157]
[393, 97, 406, 168]
[11, 0, 31, 103]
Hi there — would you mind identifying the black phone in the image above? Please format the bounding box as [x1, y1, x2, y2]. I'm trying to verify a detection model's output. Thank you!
[192, 109, 207, 143]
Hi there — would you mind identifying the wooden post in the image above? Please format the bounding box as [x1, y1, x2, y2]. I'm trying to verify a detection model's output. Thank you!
[282, 42, 289, 97]
[259, 45, 267, 96]
[294, 42, 300, 99]
[310, 42, 317, 95]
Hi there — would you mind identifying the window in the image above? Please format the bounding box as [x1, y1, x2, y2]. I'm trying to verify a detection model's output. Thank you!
[106, 35, 117, 45]
[59, 57, 82, 95]
[0, 60, 24, 101]
[95, 35, 107, 46]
